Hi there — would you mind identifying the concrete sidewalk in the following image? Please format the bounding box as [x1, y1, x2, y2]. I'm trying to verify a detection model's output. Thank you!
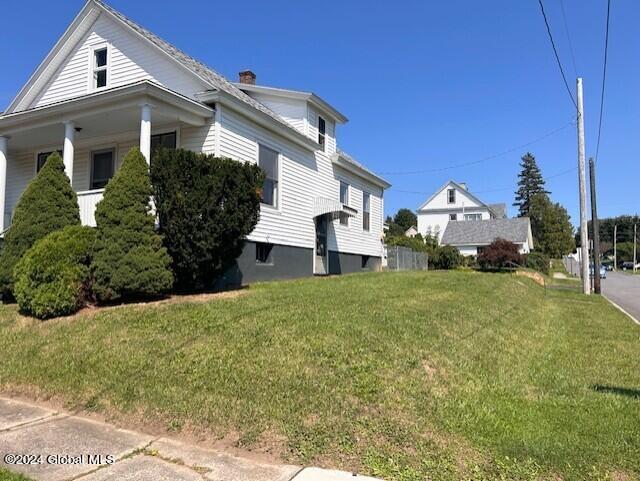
[0, 397, 381, 481]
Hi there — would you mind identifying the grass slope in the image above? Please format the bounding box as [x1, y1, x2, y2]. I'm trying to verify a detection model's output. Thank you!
[0, 468, 32, 481]
[0, 271, 638, 480]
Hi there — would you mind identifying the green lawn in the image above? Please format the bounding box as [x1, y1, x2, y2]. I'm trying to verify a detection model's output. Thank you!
[0, 468, 32, 481]
[0, 271, 638, 481]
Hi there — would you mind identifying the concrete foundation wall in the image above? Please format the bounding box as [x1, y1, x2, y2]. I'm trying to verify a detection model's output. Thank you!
[328, 251, 381, 275]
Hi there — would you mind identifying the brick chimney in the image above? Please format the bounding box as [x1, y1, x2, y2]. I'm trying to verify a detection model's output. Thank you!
[239, 70, 256, 85]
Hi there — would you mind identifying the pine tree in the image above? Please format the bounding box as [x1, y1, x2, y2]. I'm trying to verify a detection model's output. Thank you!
[528, 193, 575, 258]
[0, 152, 80, 297]
[513, 152, 550, 217]
[92, 148, 173, 302]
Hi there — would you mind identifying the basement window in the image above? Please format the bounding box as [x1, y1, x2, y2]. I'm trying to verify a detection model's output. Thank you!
[93, 47, 108, 89]
[256, 242, 273, 265]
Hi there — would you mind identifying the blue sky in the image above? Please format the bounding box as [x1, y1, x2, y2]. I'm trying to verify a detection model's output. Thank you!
[1, 0, 638, 224]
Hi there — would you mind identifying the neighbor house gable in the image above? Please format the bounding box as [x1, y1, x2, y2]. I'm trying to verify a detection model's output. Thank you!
[417, 181, 487, 212]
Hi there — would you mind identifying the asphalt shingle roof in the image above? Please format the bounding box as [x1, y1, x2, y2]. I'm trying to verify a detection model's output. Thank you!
[441, 218, 531, 246]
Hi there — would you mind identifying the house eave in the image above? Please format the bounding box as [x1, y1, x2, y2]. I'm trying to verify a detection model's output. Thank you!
[0, 80, 214, 134]
[332, 154, 391, 190]
[233, 83, 348, 124]
[196, 90, 320, 152]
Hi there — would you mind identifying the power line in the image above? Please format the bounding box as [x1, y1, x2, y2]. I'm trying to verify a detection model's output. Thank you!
[390, 166, 577, 196]
[537, 0, 578, 111]
[378, 120, 574, 176]
[595, 0, 612, 162]
[559, 0, 578, 77]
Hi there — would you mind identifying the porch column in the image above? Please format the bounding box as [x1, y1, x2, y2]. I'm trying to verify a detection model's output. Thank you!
[0, 136, 7, 234]
[140, 104, 152, 164]
[63, 121, 75, 185]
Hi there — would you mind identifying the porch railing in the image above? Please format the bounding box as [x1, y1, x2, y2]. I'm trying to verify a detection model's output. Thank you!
[77, 189, 104, 227]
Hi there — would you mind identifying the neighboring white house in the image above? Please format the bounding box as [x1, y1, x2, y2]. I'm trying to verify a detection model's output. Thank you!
[417, 180, 506, 242]
[404, 226, 418, 238]
[416, 181, 532, 256]
[440, 218, 534, 256]
[0, 0, 390, 284]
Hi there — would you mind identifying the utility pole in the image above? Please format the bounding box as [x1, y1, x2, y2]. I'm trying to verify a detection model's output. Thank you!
[576, 78, 590, 294]
[634, 223, 638, 274]
[589, 158, 601, 294]
[613, 224, 617, 271]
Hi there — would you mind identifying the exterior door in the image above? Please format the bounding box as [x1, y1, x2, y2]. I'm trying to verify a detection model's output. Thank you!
[315, 215, 328, 275]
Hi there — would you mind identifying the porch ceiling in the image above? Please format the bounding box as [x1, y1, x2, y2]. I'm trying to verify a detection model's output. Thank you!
[0, 81, 214, 151]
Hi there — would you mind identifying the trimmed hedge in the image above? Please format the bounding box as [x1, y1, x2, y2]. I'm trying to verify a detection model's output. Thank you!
[151, 148, 264, 290]
[92, 148, 173, 302]
[0, 152, 79, 297]
[14, 225, 95, 319]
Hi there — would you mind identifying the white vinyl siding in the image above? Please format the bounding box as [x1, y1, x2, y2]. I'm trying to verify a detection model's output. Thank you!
[307, 107, 336, 155]
[32, 13, 207, 108]
[247, 93, 307, 134]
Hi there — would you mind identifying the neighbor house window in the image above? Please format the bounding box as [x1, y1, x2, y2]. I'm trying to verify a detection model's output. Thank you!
[464, 213, 482, 221]
[447, 188, 456, 204]
[449, 213, 457, 221]
[151, 131, 177, 152]
[363, 192, 371, 231]
[91, 149, 115, 189]
[93, 47, 108, 89]
[318, 116, 326, 150]
[259, 144, 278, 207]
[339, 181, 349, 226]
[256, 242, 273, 264]
[36, 150, 62, 173]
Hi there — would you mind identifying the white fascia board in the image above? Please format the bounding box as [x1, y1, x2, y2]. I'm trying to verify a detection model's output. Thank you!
[233, 83, 348, 124]
[196, 90, 319, 152]
[333, 156, 391, 190]
[0, 81, 213, 134]
[6, 2, 99, 113]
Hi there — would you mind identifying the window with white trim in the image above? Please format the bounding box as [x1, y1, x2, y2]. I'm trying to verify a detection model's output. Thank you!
[464, 213, 482, 221]
[36, 150, 62, 173]
[363, 192, 371, 231]
[91, 149, 115, 190]
[447, 188, 456, 204]
[258, 144, 279, 207]
[339, 181, 349, 226]
[318, 116, 326, 150]
[449, 213, 457, 221]
[151, 131, 177, 152]
[93, 47, 108, 90]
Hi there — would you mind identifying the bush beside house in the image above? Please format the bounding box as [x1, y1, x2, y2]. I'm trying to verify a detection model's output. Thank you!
[151, 148, 263, 291]
[14, 226, 95, 319]
[432, 245, 463, 270]
[0, 152, 80, 298]
[478, 239, 523, 271]
[92, 148, 173, 302]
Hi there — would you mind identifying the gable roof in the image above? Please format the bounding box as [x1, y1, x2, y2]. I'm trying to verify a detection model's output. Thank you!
[332, 150, 391, 189]
[488, 203, 507, 219]
[5, 0, 306, 144]
[233, 83, 348, 124]
[417, 180, 489, 212]
[441, 218, 533, 247]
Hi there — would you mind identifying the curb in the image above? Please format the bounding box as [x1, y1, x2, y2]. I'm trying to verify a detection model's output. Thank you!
[603, 295, 640, 326]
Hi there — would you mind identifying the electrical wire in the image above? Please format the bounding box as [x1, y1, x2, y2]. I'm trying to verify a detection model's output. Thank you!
[595, 0, 612, 162]
[559, 0, 578, 77]
[538, 0, 578, 111]
[378, 120, 574, 176]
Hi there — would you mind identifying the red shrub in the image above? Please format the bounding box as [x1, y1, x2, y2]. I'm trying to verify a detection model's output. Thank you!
[477, 238, 523, 271]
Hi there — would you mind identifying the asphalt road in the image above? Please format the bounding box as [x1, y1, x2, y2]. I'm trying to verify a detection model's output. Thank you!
[601, 271, 640, 323]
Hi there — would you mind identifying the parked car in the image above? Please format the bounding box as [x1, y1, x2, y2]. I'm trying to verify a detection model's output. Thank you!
[590, 265, 607, 279]
[621, 261, 637, 270]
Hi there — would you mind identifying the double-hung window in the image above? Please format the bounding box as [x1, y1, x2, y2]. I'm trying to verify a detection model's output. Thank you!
[93, 46, 108, 90]
[318, 116, 326, 150]
[259, 144, 279, 207]
[36, 150, 62, 173]
[363, 192, 371, 231]
[91, 149, 115, 190]
[339, 181, 349, 226]
[447, 188, 456, 204]
[151, 131, 177, 152]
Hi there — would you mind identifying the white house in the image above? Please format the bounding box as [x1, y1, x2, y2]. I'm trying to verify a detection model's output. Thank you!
[416, 181, 533, 256]
[416, 180, 506, 242]
[0, 0, 390, 284]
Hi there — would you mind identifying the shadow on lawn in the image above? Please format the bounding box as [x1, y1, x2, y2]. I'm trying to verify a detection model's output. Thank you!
[591, 384, 640, 399]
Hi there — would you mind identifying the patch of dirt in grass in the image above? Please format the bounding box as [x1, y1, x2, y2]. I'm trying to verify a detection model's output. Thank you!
[611, 471, 638, 481]
[14, 288, 251, 327]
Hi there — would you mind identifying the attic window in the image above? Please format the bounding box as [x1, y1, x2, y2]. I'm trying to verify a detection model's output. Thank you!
[318, 116, 326, 150]
[93, 47, 108, 89]
[447, 188, 456, 204]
